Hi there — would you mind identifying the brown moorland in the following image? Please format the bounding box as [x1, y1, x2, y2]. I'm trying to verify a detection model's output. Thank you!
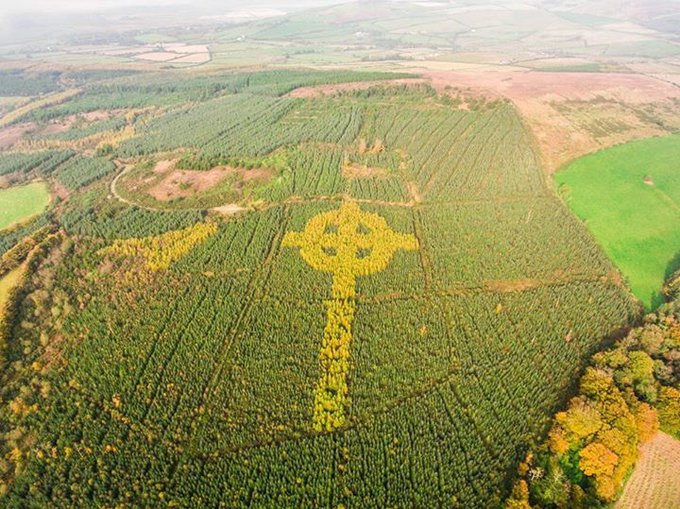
[0, 123, 35, 149]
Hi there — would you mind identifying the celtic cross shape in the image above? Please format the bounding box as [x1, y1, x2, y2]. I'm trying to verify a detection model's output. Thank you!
[283, 202, 418, 431]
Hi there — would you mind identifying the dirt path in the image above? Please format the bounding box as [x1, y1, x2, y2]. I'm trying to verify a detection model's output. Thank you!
[109, 161, 158, 211]
[616, 432, 680, 509]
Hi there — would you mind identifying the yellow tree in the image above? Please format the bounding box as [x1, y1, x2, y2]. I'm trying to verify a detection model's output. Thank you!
[579, 442, 619, 501]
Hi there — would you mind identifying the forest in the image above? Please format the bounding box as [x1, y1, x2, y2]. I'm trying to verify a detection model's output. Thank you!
[0, 68, 650, 507]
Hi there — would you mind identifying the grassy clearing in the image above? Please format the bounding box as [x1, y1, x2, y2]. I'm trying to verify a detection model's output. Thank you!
[0, 182, 51, 231]
[134, 33, 177, 43]
[556, 133, 680, 309]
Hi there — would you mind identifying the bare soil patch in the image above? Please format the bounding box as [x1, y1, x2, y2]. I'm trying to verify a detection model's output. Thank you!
[152, 159, 176, 174]
[0, 123, 35, 149]
[147, 166, 273, 202]
[51, 181, 70, 201]
[39, 110, 121, 136]
[342, 162, 389, 179]
[287, 78, 427, 98]
[81, 110, 116, 122]
[212, 204, 247, 215]
[148, 168, 229, 201]
[422, 70, 680, 172]
[40, 122, 72, 135]
[615, 432, 680, 509]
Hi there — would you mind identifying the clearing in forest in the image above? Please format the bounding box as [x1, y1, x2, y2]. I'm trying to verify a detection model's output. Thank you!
[119, 158, 275, 208]
[556, 133, 680, 309]
[0, 181, 50, 231]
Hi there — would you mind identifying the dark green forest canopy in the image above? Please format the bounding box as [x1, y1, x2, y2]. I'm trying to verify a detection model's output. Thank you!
[0, 69, 638, 507]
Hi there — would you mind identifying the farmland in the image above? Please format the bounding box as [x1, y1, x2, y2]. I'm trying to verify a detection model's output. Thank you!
[615, 432, 680, 509]
[555, 133, 680, 310]
[0, 182, 50, 231]
[0, 69, 639, 507]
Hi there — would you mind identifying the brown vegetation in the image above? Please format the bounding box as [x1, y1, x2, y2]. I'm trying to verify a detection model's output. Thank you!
[147, 166, 273, 202]
[0, 123, 35, 149]
[40, 110, 120, 135]
[341, 162, 389, 179]
[152, 159, 176, 174]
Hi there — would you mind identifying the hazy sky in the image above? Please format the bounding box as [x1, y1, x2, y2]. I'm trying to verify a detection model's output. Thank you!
[0, 0, 345, 15]
[0, 0, 351, 43]
[0, 1, 184, 18]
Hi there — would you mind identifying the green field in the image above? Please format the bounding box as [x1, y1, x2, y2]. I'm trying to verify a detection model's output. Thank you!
[556, 133, 680, 309]
[0, 181, 50, 231]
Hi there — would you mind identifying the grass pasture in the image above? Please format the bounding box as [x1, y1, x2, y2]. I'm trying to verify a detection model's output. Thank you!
[556, 133, 680, 309]
[536, 63, 601, 73]
[0, 181, 50, 231]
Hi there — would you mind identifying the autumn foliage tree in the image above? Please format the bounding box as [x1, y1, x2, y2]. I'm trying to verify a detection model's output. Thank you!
[508, 295, 680, 508]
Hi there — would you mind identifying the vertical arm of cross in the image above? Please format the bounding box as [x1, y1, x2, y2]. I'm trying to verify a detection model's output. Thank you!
[313, 295, 355, 432]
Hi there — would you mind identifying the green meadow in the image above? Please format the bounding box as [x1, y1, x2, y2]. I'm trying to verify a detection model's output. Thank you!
[556, 133, 680, 309]
[0, 181, 50, 231]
